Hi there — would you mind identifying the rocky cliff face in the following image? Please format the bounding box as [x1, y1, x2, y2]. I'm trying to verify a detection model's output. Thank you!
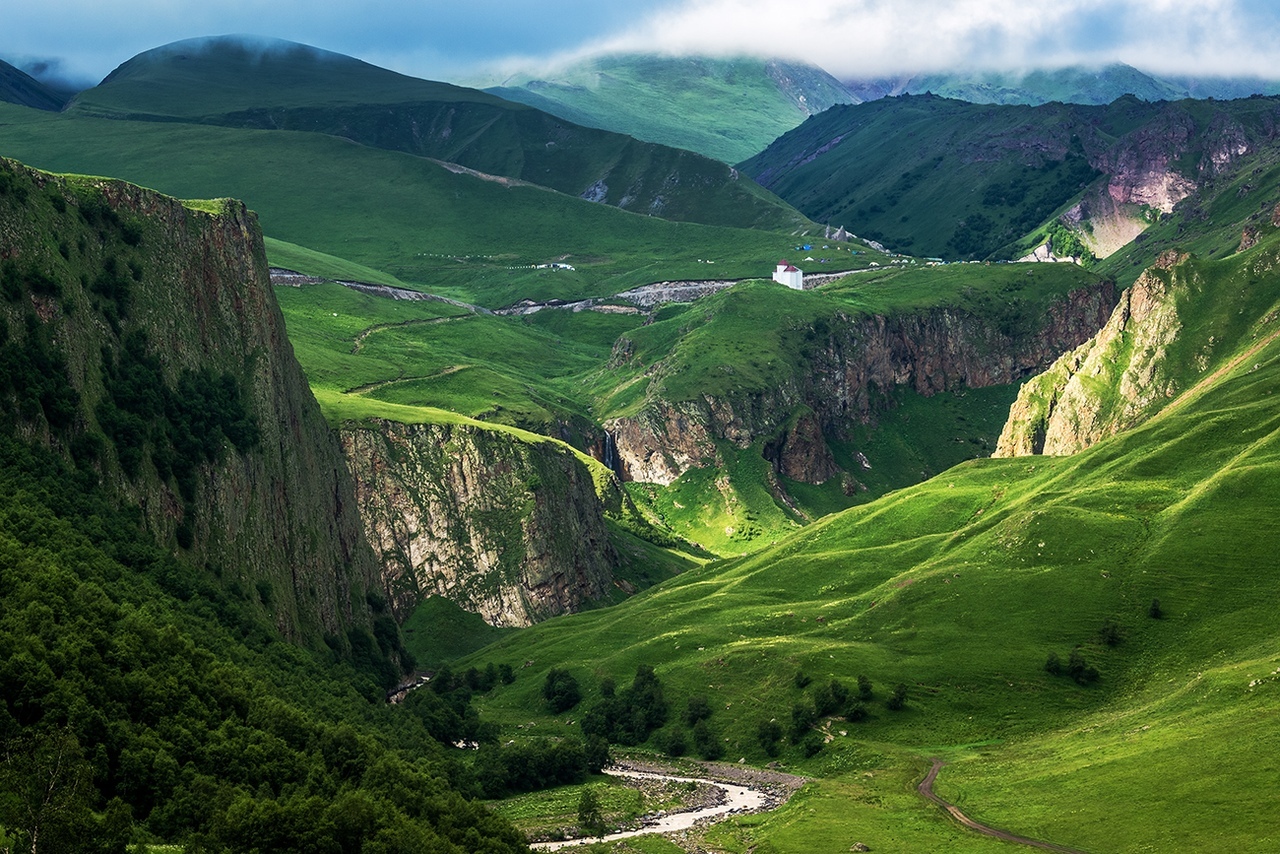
[0, 159, 381, 641]
[994, 251, 1185, 457]
[606, 282, 1117, 485]
[340, 419, 619, 627]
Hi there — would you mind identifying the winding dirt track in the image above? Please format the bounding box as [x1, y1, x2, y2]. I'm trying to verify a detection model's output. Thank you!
[917, 759, 1089, 854]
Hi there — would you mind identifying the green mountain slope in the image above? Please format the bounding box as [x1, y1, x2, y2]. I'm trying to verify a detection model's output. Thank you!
[0, 58, 71, 111]
[0, 157, 530, 851]
[0, 100, 839, 308]
[741, 93, 1280, 261]
[271, 254, 1111, 558]
[460, 232, 1280, 851]
[66, 36, 807, 233]
[484, 54, 857, 164]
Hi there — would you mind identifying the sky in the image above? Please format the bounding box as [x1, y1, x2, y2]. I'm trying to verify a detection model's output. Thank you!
[4, 0, 1280, 89]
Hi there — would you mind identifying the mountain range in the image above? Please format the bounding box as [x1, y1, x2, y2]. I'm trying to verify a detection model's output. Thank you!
[0, 32, 1277, 853]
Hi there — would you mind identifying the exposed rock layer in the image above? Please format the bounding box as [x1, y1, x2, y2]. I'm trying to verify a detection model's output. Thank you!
[607, 283, 1117, 485]
[995, 251, 1186, 457]
[0, 159, 380, 640]
[341, 420, 618, 627]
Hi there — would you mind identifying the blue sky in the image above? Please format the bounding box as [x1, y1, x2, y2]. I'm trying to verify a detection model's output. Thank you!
[4, 0, 1279, 88]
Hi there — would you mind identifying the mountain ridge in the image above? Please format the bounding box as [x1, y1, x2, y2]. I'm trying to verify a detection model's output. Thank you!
[65, 35, 809, 233]
[484, 53, 857, 164]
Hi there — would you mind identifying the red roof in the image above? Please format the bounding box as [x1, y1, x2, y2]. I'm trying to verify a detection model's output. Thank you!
[777, 260, 800, 272]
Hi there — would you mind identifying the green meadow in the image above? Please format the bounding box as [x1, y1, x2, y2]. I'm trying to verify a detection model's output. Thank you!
[0, 101, 873, 307]
[484, 54, 854, 165]
[453, 235, 1280, 851]
[269, 254, 1102, 554]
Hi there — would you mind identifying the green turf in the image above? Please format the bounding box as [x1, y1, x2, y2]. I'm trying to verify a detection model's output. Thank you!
[455, 236, 1280, 850]
[67, 36, 810, 234]
[0, 102, 878, 308]
[265, 237, 411, 287]
[400, 596, 520, 669]
[483, 54, 854, 165]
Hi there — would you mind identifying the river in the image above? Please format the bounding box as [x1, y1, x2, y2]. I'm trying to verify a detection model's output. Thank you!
[530, 766, 774, 851]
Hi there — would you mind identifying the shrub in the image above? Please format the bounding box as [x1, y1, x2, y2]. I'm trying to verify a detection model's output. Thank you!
[793, 669, 812, 689]
[1066, 648, 1100, 685]
[1099, 619, 1122, 647]
[683, 694, 713, 727]
[886, 683, 908, 711]
[657, 726, 687, 758]
[584, 735, 610, 772]
[856, 674, 873, 701]
[542, 668, 582, 714]
[799, 731, 824, 758]
[1044, 652, 1063, 675]
[578, 666, 666, 745]
[756, 719, 783, 757]
[692, 720, 722, 760]
[814, 679, 849, 716]
[577, 789, 605, 839]
[843, 701, 868, 723]
[790, 700, 816, 743]
[1149, 598, 1163, 619]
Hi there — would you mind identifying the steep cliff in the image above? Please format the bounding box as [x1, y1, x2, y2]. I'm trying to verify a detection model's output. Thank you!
[0, 157, 381, 641]
[994, 252, 1184, 456]
[996, 220, 1280, 458]
[606, 280, 1117, 486]
[340, 418, 622, 627]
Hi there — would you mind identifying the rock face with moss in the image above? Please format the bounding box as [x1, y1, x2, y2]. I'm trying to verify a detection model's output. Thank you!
[995, 251, 1186, 456]
[0, 158, 381, 641]
[606, 282, 1117, 486]
[340, 419, 620, 627]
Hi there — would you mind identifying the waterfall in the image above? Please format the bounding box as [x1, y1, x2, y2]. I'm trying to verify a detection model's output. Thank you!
[603, 430, 619, 476]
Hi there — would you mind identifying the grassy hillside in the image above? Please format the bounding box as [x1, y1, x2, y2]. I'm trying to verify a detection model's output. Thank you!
[741, 93, 1280, 261]
[484, 54, 856, 164]
[0, 58, 70, 111]
[71, 36, 502, 116]
[0, 101, 859, 307]
[0, 157, 529, 852]
[1099, 147, 1280, 287]
[740, 94, 1112, 258]
[66, 37, 808, 233]
[269, 255, 1104, 558]
[456, 234, 1280, 851]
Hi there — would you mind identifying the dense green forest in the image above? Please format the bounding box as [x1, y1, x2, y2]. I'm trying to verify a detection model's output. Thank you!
[0, 158, 543, 852]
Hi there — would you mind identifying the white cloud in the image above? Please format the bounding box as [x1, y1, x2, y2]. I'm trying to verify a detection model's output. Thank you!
[586, 0, 1280, 78]
[3, 0, 1278, 85]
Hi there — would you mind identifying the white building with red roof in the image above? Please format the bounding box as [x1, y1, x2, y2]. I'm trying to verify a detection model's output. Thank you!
[772, 260, 803, 290]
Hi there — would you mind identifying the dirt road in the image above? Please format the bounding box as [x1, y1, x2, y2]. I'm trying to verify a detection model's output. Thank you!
[917, 759, 1090, 853]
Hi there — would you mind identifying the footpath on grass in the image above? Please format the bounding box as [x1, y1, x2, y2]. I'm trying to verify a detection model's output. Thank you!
[530, 758, 805, 851]
[917, 758, 1090, 854]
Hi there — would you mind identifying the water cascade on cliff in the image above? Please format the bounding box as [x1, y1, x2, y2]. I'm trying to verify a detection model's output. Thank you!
[603, 430, 622, 478]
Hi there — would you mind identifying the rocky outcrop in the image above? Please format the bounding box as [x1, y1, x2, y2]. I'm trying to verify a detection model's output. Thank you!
[606, 401, 719, 486]
[994, 252, 1185, 457]
[0, 159, 381, 641]
[1097, 109, 1200, 214]
[1239, 226, 1262, 253]
[609, 282, 1117, 484]
[763, 411, 840, 484]
[340, 420, 618, 627]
